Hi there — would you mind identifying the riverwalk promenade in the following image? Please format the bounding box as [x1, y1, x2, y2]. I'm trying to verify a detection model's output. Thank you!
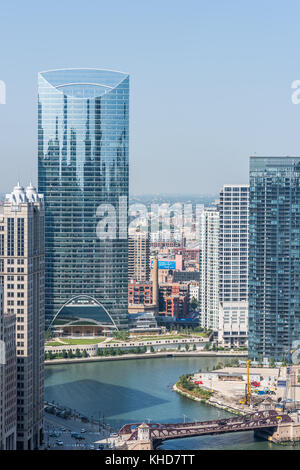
[45, 350, 246, 365]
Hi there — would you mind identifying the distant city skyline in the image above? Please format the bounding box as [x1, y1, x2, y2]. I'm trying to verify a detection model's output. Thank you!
[1, 1, 300, 194]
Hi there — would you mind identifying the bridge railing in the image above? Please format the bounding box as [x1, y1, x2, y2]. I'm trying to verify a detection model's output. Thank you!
[121, 410, 292, 441]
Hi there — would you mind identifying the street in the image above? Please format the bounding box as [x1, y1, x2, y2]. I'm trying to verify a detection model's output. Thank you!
[44, 412, 113, 450]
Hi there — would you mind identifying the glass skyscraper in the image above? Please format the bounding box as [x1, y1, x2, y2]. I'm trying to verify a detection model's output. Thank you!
[38, 69, 129, 330]
[249, 157, 300, 361]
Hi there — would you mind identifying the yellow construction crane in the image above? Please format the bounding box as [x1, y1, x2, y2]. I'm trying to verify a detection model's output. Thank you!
[240, 360, 251, 405]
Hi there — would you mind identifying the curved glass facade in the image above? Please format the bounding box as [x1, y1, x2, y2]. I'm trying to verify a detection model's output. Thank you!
[52, 296, 117, 329]
[38, 69, 129, 329]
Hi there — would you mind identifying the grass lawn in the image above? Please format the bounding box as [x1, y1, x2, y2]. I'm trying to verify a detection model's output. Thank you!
[108, 334, 196, 343]
[190, 331, 210, 337]
[46, 337, 106, 346]
[134, 335, 188, 341]
[62, 337, 106, 345]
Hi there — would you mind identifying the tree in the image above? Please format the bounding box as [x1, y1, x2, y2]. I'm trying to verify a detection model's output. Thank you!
[75, 349, 81, 358]
[190, 297, 199, 311]
[45, 330, 53, 341]
[269, 356, 275, 368]
[82, 350, 88, 358]
[113, 330, 129, 341]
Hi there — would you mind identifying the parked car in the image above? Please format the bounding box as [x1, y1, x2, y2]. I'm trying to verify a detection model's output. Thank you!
[56, 440, 64, 446]
[251, 381, 260, 387]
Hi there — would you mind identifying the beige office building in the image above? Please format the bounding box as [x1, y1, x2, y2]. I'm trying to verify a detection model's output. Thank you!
[0, 286, 4, 448]
[0, 183, 45, 450]
[0, 285, 17, 450]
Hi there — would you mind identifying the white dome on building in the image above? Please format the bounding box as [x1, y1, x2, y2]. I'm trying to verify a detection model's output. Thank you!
[6, 182, 27, 205]
[5, 183, 44, 205]
[26, 183, 38, 202]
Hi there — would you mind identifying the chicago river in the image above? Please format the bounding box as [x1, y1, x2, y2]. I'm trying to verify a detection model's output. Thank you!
[45, 357, 294, 450]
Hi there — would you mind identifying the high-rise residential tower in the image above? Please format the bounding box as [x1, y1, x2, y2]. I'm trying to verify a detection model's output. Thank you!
[218, 184, 249, 348]
[199, 207, 219, 330]
[249, 157, 300, 360]
[0, 184, 45, 450]
[128, 229, 150, 282]
[38, 69, 129, 331]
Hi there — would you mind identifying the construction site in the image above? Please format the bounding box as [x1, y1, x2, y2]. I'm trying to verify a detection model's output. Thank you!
[192, 361, 300, 415]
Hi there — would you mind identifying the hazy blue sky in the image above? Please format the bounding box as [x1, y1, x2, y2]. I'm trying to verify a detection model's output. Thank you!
[0, 1, 300, 194]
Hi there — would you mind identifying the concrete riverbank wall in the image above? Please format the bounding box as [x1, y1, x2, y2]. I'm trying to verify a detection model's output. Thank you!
[45, 351, 246, 366]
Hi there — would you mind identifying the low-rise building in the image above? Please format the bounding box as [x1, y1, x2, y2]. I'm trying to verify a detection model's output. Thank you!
[128, 281, 152, 306]
[159, 283, 189, 318]
[128, 312, 161, 335]
[189, 281, 199, 303]
[218, 301, 248, 348]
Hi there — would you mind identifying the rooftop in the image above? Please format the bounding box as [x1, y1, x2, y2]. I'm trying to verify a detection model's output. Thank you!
[39, 68, 129, 99]
[5, 183, 44, 206]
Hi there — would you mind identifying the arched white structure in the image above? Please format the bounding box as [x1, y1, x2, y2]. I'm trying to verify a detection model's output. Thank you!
[49, 295, 119, 331]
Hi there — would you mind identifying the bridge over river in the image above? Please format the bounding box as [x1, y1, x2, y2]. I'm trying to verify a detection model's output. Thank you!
[119, 410, 293, 448]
